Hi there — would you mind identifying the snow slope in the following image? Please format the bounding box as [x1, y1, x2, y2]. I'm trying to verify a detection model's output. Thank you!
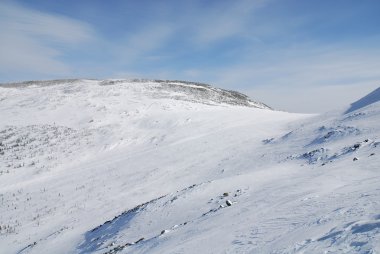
[0, 80, 379, 254]
[345, 87, 380, 114]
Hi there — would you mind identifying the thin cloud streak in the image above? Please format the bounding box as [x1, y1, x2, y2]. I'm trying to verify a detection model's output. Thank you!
[0, 2, 95, 78]
[213, 45, 380, 88]
[187, 0, 270, 46]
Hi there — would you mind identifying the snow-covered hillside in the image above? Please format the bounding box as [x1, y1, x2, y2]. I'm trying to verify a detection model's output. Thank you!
[0, 79, 379, 254]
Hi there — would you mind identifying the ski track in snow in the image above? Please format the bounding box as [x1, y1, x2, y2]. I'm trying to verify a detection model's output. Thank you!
[0, 79, 379, 254]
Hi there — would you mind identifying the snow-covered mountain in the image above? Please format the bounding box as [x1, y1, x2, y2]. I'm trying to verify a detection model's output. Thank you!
[0, 79, 379, 254]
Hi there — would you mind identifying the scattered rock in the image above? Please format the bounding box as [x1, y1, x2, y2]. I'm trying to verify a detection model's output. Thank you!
[226, 200, 232, 206]
[369, 153, 375, 156]
[353, 157, 359, 161]
[223, 192, 229, 197]
[262, 138, 274, 144]
[161, 229, 170, 235]
[288, 147, 329, 164]
[135, 237, 144, 244]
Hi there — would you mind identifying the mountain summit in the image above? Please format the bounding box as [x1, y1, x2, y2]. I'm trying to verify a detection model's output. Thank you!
[1, 79, 271, 110]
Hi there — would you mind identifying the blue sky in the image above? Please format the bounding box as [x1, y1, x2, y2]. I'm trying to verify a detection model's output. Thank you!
[1, 0, 380, 112]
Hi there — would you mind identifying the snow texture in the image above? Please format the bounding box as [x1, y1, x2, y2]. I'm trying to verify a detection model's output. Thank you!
[0, 80, 379, 254]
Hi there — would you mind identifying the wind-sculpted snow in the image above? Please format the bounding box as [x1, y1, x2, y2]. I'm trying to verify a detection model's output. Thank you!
[1, 80, 380, 254]
[308, 125, 360, 146]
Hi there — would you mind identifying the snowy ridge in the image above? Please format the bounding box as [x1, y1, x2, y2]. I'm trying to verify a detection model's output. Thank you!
[1, 79, 271, 109]
[345, 87, 380, 114]
[0, 81, 380, 254]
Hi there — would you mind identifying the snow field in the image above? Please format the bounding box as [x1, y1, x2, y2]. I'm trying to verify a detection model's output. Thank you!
[0, 80, 379, 253]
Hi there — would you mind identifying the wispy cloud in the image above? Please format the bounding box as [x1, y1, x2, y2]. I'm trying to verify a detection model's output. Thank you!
[174, 0, 272, 47]
[212, 45, 380, 112]
[1, 0, 379, 113]
[0, 2, 95, 79]
[111, 23, 176, 64]
[188, 1, 268, 45]
[213, 44, 380, 88]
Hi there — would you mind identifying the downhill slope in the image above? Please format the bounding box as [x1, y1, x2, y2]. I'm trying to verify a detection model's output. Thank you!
[345, 87, 380, 114]
[0, 80, 379, 254]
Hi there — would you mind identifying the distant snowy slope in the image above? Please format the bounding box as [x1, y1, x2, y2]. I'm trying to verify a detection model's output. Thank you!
[0, 80, 379, 254]
[0, 79, 271, 109]
[345, 86, 380, 114]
